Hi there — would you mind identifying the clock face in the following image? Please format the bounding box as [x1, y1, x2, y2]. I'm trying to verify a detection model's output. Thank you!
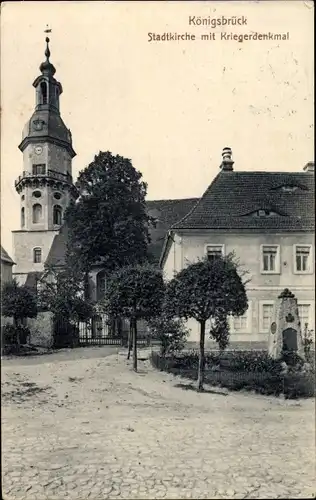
[35, 145, 43, 155]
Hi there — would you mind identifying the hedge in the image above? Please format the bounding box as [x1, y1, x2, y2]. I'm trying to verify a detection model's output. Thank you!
[151, 351, 315, 399]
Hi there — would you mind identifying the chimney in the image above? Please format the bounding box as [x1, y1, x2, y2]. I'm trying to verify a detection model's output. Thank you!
[220, 147, 234, 171]
[303, 161, 314, 173]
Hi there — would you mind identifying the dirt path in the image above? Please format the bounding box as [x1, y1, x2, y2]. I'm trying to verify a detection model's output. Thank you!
[2, 349, 315, 499]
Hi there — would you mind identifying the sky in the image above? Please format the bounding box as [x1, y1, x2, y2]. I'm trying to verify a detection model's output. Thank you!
[1, 0, 314, 255]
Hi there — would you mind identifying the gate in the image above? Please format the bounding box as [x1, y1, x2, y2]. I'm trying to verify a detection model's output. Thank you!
[78, 315, 151, 347]
[78, 314, 123, 346]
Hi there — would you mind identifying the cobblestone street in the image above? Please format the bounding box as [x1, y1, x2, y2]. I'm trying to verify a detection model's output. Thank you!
[2, 348, 315, 499]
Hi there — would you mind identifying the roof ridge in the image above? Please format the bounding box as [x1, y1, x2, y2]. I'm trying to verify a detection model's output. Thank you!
[146, 197, 199, 203]
[225, 170, 313, 175]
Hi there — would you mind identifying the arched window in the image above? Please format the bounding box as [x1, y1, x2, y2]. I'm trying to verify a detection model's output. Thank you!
[21, 207, 25, 228]
[40, 82, 48, 105]
[33, 248, 42, 264]
[32, 204, 42, 223]
[53, 205, 62, 225]
[96, 271, 106, 301]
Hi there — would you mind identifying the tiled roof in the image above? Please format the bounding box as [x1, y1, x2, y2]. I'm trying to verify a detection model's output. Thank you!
[45, 224, 69, 268]
[25, 271, 43, 289]
[147, 198, 199, 260]
[1, 246, 15, 265]
[172, 171, 315, 230]
[45, 198, 198, 267]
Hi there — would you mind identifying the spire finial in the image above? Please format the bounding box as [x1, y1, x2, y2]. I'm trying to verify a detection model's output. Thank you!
[45, 37, 51, 61]
[44, 24, 52, 59]
[39, 26, 56, 76]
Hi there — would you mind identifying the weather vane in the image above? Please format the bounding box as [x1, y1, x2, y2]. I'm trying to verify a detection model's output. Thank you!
[44, 24, 52, 34]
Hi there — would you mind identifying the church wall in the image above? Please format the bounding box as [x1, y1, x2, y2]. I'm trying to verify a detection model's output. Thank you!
[22, 143, 48, 174]
[47, 144, 72, 176]
[27, 311, 54, 348]
[12, 229, 58, 275]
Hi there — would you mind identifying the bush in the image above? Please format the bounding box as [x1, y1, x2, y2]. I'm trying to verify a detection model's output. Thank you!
[150, 351, 315, 399]
[148, 316, 189, 357]
[158, 350, 283, 373]
[302, 325, 314, 361]
[222, 350, 283, 374]
[2, 324, 30, 346]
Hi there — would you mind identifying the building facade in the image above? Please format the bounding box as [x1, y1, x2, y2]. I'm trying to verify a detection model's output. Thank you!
[1, 246, 15, 285]
[160, 148, 315, 347]
[12, 37, 77, 284]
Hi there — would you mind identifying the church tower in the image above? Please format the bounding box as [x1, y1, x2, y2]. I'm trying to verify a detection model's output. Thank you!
[12, 37, 77, 284]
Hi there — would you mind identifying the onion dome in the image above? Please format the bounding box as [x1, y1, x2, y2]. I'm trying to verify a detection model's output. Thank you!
[39, 37, 56, 76]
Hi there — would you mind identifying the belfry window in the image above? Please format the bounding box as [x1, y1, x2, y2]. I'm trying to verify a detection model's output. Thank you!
[40, 82, 48, 105]
[33, 248, 42, 264]
[21, 207, 25, 228]
[53, 205, 62, 225]
[32, 204, 42, 223]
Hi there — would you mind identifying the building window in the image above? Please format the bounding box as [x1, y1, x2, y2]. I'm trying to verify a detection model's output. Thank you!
[32, 204, 42, 223]
[96, 271, 106, 301]
[40, 81, 48, 105]
[32, 190, 42, 198]
[298, 304, 311, 330]
[53, 205, 62, 225]
[232, 313, 248, 332]
[206, 244, 225, 262]
[294, 245, 312, 273]
[33, 248, 42, 263]
[21, 207, 25, 227]
[53, 192, 62, 200]
[260, 302, 275, 333]
[230, 302, 251, 334]
[261, 245, 280, 273]
[32, 164, 46, 175]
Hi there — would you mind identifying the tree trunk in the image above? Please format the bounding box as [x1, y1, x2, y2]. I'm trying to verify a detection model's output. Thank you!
[197, 320, 206, 392]
[132, 317, 138, 373]
[127, 321, 132, 360]
[14, 316, 21, 350]
[84, 272, 90, 301]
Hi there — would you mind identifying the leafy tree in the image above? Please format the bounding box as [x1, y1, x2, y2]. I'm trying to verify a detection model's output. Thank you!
[103, 263, 165, 372]
[1, 280, 37, 346]
[64, 151, 153, 277]
[39, 266, 94, 323]
[165, 255, 248, 391]
[147, 314, 189, 357]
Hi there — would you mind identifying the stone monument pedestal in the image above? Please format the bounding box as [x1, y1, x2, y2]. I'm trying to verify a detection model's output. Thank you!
[268, 288, 305, 361]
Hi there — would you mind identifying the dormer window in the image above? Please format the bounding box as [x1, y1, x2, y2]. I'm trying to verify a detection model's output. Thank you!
[281, 185, 299, 193]
[258, 210, 268, 217]
[272, 184, 308, 193]
[250, 209, 280, 217]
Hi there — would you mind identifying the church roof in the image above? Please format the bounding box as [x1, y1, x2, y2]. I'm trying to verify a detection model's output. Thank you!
[45, 198, 199, 267]
[172, 170, 314, 231]
[45, 166, 314, 269]
[25, 271, 43, 289]
[45, 224, 69, 268]
[146, 198, 199, 260]
[19, 110, 75, 158]
[1, 246, 15, 265]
